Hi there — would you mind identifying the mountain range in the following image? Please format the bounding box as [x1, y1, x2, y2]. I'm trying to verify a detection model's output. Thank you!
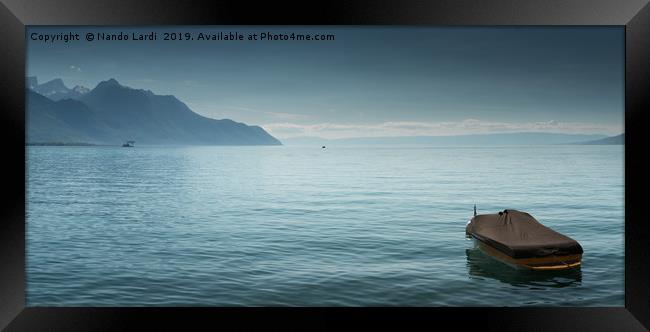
[26, 77, 282, 146]
[27, 77, 621, 147]
[27, 76, 90, 101]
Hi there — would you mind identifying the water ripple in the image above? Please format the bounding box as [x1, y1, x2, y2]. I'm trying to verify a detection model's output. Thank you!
[26, 145, 624, 306]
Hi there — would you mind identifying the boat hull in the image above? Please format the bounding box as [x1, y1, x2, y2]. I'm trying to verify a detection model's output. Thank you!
[471, 237, 582, 271]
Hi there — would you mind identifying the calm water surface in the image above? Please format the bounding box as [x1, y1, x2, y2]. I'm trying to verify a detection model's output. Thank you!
[26, 145, 624, 306]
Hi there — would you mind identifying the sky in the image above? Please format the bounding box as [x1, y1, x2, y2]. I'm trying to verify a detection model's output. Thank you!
[27, 26, 624, 139]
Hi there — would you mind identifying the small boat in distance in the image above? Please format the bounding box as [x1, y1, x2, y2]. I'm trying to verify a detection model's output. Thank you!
[322, 146, 326, 149]
[466, 208, 582, 271]
[122, 140, 135, 147]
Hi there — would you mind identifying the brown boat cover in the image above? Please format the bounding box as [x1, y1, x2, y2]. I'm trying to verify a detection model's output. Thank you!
[466, 209, 583, 259]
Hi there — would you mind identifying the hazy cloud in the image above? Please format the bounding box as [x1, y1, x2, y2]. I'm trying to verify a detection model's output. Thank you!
[181, 80, 209, 88]
[265, 112, 309, 120]
[262, 119, 623, 139]
[131, 78, 160, 83]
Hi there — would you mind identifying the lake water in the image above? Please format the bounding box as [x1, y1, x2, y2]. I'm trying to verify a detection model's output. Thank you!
[26, 145, 624, 306]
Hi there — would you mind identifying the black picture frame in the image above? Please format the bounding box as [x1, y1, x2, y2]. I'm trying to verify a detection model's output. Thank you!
[1, 0, 648, 330]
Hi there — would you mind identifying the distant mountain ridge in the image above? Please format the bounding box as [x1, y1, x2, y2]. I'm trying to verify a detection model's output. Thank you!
[282, 133, 611, 146]
[27, 76, 90, 101]
[579, 133, 624, 145]
[27, 77, 282, 146]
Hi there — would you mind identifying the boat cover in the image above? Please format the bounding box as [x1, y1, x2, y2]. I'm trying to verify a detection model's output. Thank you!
[466, 209, 583, 259]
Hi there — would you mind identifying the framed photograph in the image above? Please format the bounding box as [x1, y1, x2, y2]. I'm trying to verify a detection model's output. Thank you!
[1, 0, 648, 330]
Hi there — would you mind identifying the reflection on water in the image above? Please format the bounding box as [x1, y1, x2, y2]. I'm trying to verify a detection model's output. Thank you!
[466, 247, 582, 288]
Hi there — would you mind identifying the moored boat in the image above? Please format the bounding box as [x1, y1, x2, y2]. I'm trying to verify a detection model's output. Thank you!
[466, 208, 582, 271]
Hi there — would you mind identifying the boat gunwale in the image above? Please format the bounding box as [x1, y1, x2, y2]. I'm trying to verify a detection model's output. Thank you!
[469, 236, 582, 271]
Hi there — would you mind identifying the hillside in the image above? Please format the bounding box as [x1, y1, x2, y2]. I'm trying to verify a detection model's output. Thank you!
[26, 78, 281, 146]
